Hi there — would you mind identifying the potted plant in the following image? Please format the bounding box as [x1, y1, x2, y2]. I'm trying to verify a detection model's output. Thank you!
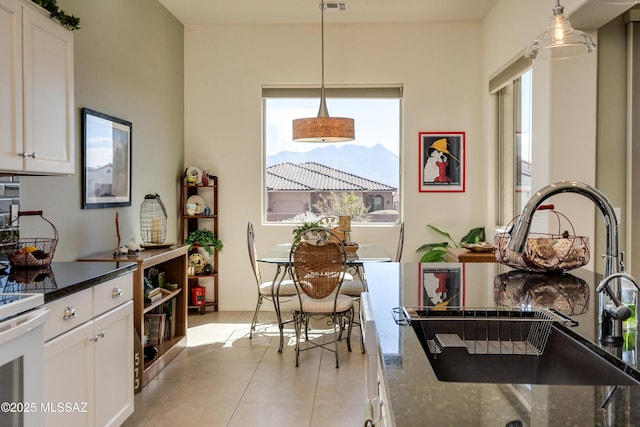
[292, 221, 321, 239]
[416, 225, 485, 262]
[184, 229, 223, 255]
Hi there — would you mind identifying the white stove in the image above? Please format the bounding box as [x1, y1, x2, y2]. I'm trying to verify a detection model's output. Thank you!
[0, 291, 49, 427]
[0, 292, 44, 320]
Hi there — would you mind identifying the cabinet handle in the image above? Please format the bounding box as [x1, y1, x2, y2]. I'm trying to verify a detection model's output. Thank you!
[112, 287, 123, 298]
[89, 331, 105, 342]
[63, 306, 77, 320]
[17, 152, 36, 158]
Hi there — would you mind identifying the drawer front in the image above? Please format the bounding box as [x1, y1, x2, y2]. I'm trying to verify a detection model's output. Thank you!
[44, 288, 92, 342]
[93, 273, 133, 317]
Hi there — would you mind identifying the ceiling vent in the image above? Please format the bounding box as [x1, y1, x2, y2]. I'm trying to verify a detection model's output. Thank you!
[319, 2, 348, 12]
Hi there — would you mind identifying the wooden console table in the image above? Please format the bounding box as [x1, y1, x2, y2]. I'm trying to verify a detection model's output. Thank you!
[446, 247, 496, 263]
[79, 245, 188, 390]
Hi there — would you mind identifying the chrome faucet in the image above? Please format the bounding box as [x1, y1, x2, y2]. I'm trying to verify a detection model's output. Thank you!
[506, 180, 634, 344]
[596, 273, 639, 318]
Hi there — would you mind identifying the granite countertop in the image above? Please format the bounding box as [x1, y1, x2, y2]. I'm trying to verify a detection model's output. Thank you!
[0, 261, 137, 303]
[364, 262, 640, 427]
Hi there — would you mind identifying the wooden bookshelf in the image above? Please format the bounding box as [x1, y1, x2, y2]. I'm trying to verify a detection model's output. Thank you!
[78, 245, 188, 390]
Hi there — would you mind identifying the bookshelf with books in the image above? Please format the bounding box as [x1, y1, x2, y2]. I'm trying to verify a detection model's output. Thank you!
[78, 245, 188, 390]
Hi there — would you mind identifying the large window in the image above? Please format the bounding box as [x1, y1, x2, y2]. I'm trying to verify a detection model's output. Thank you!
[263, 87, 402, 224]
[492, 61, 533, 225]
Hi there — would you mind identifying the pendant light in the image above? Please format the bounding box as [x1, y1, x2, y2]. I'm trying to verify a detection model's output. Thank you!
[524, 0, 596, 60]
[292, 2, 355, 142]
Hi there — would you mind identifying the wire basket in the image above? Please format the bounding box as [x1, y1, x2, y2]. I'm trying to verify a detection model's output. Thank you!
[3, 211, 58, 268]
[399, 307, 555, 356]
[494, 205, 590, 273]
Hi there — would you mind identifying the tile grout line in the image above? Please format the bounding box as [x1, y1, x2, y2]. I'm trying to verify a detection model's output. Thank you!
[125, 311, 366, 427]
[224, 317, 275, 427]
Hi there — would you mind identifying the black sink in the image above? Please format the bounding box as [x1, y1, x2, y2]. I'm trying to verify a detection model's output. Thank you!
[406, 308, 640, 385]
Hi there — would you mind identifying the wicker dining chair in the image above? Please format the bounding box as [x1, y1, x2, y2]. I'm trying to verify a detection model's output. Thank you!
[289, 227, 354, 368]
[317, 215, 339, 227]
[395, 222, 405, 262]
[247, 221, 297, 339]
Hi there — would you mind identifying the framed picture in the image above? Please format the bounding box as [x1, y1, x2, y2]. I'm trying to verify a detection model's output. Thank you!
[418, 264, 465, 307]
[82, 108, 132, 209]
[418, 131, 465, 192]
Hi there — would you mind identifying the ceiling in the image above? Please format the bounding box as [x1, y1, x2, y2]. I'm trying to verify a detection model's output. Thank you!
[157, 0, 500, 25]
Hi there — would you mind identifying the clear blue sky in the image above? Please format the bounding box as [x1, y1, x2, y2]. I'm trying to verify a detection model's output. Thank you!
[265, 98, 400, 156]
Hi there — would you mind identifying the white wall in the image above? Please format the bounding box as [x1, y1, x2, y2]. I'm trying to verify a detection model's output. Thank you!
[34, 0, 630, 312]
[597, 16, 631, 272]
[184, 22, 484, 310]
[20, 0, 184, 261]
[482, 0, 624, 273]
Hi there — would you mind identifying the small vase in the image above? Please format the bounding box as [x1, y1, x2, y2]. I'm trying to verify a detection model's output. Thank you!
[201, 170, 209, 186]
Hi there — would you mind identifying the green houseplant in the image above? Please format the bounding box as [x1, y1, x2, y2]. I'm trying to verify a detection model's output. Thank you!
[292, 221, 321, 239]
[184, 229, 223, 255]
[31, 0, 80, 30]
[416, 225, 486, 262]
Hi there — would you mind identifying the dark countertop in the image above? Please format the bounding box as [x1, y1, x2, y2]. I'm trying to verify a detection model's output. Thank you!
[364, 262, 640, 427]
[0, 261, 138, 303]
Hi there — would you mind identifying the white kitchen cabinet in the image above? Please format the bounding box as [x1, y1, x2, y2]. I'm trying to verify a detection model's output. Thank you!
[0, 0, 74, 174]
[361, 291, 395, 427]
[44, 319, 93, 426]
[93, 302, 134, 427]
[44, 274, 134, 427]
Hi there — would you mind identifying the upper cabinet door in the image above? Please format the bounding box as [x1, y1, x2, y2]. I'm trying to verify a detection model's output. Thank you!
[0, 0, 25, 172]
[22, 4, 75, 174]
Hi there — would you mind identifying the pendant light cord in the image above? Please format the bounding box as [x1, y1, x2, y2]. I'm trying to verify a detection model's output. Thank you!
[292, 1, 354, 142]
[318, 2, 330, 118]
[321, 1, 325, 90]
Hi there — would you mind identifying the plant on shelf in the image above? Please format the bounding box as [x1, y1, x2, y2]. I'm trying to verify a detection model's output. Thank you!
[184, 229, 223, 255]
[416, 225, 485, 262]
[31, 0, 80, 30]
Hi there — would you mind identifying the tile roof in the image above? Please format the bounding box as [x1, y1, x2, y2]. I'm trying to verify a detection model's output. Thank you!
[266, 162, 397, 192]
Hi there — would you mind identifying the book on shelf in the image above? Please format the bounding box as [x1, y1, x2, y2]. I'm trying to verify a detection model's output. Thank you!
[145, 287, 174, 304]
[145, 313, 165, 345]
[143, 317, 151, 345]
[161, 298, 176, 340]
[148, 287, 163, 298]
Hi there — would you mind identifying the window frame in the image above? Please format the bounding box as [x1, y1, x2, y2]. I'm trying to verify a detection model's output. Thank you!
[490, 57, 532, 226]
[262, 85, 403, 225]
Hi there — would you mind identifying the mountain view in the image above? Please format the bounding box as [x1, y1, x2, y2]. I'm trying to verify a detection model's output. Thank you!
[266, 143, 399, 188]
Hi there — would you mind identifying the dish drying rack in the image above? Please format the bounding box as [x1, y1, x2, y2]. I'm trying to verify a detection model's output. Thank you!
[395, 307, 557, 357]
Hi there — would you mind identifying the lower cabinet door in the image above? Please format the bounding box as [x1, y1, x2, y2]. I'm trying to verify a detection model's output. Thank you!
[44, 300, 134, 427]
[44, 320, 94, 427]
[94, 301, 134, 427]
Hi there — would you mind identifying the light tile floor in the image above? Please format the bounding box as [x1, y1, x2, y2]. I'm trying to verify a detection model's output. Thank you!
[122, 310, 367, 427]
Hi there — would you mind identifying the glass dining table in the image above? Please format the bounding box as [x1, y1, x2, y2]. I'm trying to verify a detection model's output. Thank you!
[258, 243, 392, 352]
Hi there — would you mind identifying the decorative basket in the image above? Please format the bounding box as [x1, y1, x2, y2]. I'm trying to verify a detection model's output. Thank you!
[494, 206, 590, 273]
[3, 211, 58, 268]
[140, 193, 167, 244]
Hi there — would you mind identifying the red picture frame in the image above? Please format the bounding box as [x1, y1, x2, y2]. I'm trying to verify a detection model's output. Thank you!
[418, 131, 466, 192]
